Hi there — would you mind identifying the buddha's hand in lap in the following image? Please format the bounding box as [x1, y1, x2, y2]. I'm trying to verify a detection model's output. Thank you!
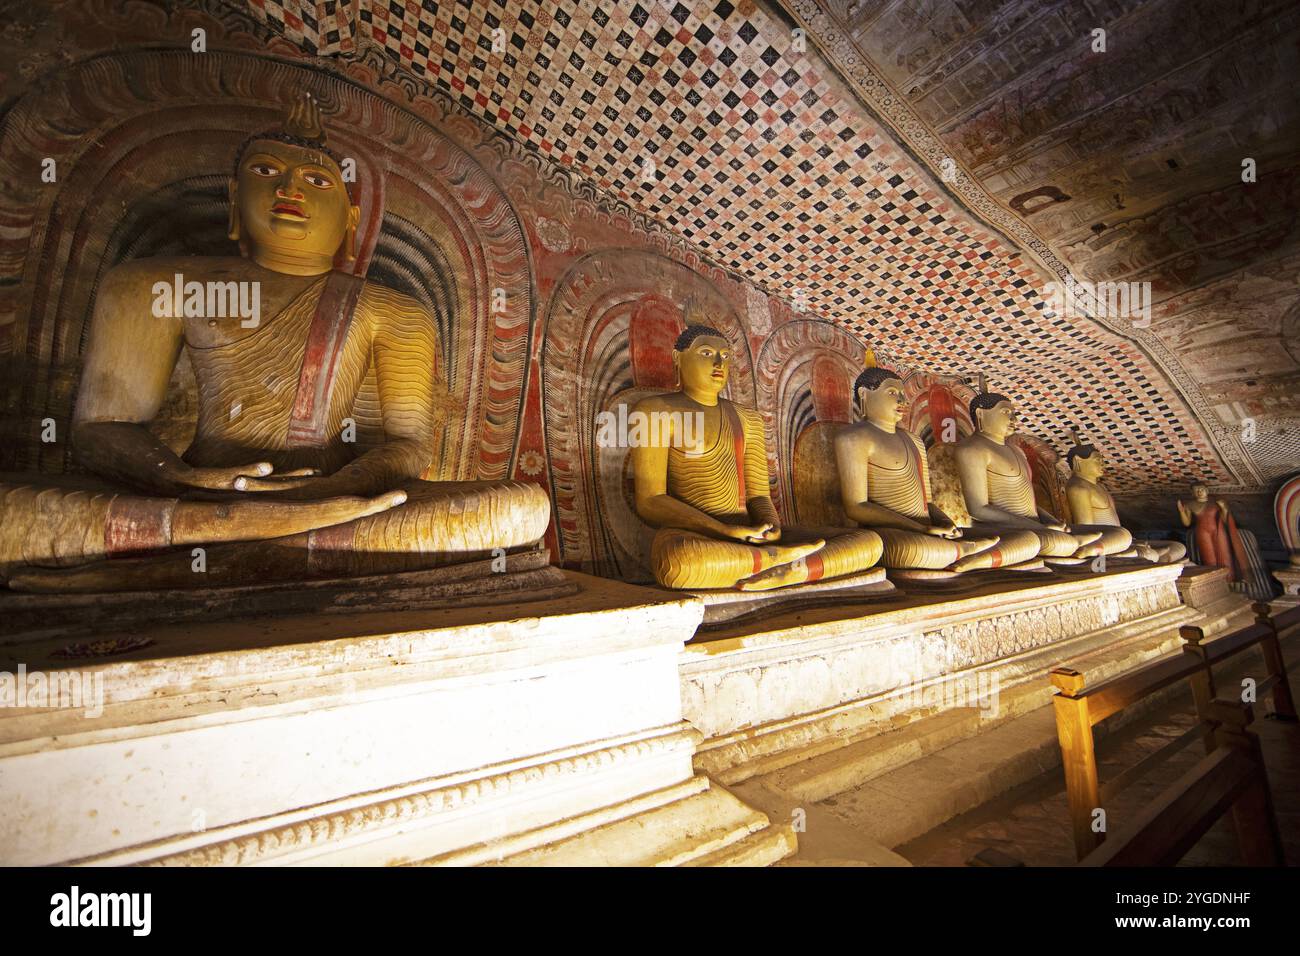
[925, 522, 962, 539]
[224, 472, 376, 499]
[174, 463, 323, 493]
[221, 469, 330, 492]
[723, 522, 778, 544]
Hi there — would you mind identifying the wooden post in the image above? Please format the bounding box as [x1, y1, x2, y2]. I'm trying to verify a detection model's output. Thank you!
[1051, 667, 1102, 860]
[1251, 602, 1298, 722]
[1210, 699, 1284, 867]
[1180, 624, 1217, 753]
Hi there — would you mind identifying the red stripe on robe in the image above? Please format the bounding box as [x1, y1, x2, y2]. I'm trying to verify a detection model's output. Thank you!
[105, 497, 175, 556]
[722, 402, 747, 511]
[287, 272, 365, 448]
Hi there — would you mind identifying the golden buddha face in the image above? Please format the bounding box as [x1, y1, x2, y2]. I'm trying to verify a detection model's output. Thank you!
[675, 335, 732, 399]
[977, 400, 1017, 437]
[859, 377, 906, 427]
[230, 138, 359, 263]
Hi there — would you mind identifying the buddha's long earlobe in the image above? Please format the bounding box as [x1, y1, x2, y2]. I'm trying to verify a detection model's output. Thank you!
[671, 353, 681, 388]
[227, 179, 241, 241]
[343, 204, 361, 264]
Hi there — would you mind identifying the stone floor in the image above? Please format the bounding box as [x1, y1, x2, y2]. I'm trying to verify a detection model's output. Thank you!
[897, 656, 1300, 867]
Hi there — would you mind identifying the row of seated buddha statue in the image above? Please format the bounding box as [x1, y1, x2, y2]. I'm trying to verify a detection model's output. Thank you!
[630, 325, 1183, 592]
[0, 98, 1179, 597]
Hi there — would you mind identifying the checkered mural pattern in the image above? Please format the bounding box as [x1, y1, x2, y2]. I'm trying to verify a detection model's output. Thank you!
[239, 0, 1232, 493]
[245, 0, 355, 54]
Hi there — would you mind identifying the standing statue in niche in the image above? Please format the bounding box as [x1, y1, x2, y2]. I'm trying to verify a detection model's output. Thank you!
[1177, 481, 1276, 600]
[833, 363, 1042, 577]
[1177, 482, 1249, 582]
[0, 95, 550, 590]
[631, 324, 883, 590]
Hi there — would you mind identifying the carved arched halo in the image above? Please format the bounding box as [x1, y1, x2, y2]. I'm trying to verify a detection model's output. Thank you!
[754, 319, 867, 520]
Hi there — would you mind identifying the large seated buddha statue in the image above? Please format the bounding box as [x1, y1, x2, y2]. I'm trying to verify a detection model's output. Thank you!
[834, 365, 1042, 578]
[0, 96, 549, 591]
[631, 325, 883, 591]
[1064, 437, 1185, 564]
[954, 386, 1130, 565]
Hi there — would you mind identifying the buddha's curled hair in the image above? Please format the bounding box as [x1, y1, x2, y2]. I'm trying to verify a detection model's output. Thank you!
[674, 324, 728, 351]
[231, 93, 352, 197]
[853, 367, 903, 394]
[1066, 443, 1098, 468]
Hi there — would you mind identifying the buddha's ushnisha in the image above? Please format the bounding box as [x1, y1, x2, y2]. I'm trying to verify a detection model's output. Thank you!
[631, 324, 883, 590]
[0, 94, 549, 590]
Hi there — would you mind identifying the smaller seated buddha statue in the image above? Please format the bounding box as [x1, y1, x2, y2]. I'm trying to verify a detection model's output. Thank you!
[833, 365, 1041, 576]
[631, 325, 883, 591]
[955, 385, 1130, 565]
[1064, 437, 1185, 563]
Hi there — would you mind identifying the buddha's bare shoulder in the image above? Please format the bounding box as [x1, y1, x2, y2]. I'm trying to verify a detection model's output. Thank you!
[633, 391, 687, 416]
[834, 419, 876, 454]
[954, 431, 991, 460]
[99, 255, 252, 292]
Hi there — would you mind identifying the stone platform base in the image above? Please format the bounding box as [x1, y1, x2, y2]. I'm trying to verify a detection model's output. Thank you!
[886, 561, 1049, 587]
[1274, 566, 1300, 607]
[681, 563, 1197, 788]
[678, 562, 1272, 862]
[0, 571, 792, 867]
[801, 607, 1300, 855]
[0, 548, 573, 641]
[1175, 564, 1255, 633]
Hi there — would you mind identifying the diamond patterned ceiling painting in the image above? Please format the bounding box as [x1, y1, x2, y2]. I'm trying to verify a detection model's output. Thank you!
[241, 0, 1250, 493]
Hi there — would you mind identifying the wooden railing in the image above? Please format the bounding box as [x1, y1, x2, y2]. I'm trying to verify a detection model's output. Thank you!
[1050, 601, 1296, 860]
[1078, 699, 1283, 866]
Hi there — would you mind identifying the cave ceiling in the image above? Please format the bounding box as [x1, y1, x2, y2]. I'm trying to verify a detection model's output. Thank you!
[89, 1, 1300, 490]
[799, 0, 1300, 489]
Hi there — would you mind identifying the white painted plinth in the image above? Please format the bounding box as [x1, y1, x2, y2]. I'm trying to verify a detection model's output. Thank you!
[0, 573, 791, 866]
[680, 564, 1199, 782]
